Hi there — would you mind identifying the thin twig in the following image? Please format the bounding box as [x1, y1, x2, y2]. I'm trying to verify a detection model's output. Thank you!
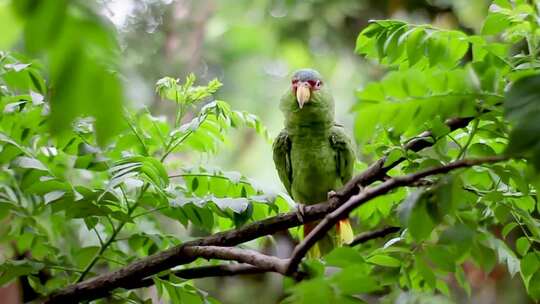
[131, 264, 265, 289]
[183, 246, 289, 275]
[457, 118, 478, 159]
[349, 226, 401, 247]
[169, 173, 253, 186]
[75, 184, 149, 283]
[93, 228, 104, 247]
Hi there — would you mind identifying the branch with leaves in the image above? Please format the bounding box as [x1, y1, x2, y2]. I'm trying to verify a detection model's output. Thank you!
[41, 152, 508, 303]
[129, 225, 402, 290]
[39, 112, 479, 302]
[39, 114, 472, 302]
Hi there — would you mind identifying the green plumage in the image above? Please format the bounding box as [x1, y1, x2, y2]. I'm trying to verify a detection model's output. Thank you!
[273, 69, 355, 255]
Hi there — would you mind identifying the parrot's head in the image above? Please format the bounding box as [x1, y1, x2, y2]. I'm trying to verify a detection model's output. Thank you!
[290, 69, 324, 109]
[280, 68, 334, 127]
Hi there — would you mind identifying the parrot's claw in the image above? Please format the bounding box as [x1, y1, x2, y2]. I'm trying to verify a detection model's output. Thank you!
[295, 203, 306, 223]
[357, 184, 365, 192]
[327, 190, 338, 200]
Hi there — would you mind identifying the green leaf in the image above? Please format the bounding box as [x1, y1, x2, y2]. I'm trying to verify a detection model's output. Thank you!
[0, 260, 44, 286]
[406, 27, 426, 66]
[502, 222, 518, 238]
[42, 6, 124, 144]
[84, 217, 98, 230]
[74, 246, 100, 268]
[481, 12, 513, 35]
[356, 21, 468, 68]
[399, 191, 435, 241]
[425, 245, 456, 272]
[521, 251, 540, 279]
[529, 271, 540, 300]
[0, 2, 22, 49]
[12, 156, 47, 171]
[504, 74, 540, 168]
[212, 197, 249, 213]
[383, 148, 405, 167]
[415, 256, 436, 288]
[354, 68, 478, 142]
[408, 201, 435, 241]
[366, 254, 401, 267]
[44, 190, 65, 204]
[516, 237, 531, 256]
[191, 178, 199, 191]
[330, 265, 379, 294]
[484, 232, 520, 276]
[455, 265, 471, 296]
[324, 247, 367, 268]
[468, 143, 496, 157]
[284, 278, 334, 304]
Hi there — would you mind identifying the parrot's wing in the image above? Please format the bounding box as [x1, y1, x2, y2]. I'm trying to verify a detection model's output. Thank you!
[272, 129, 293, 194]
[330, 125, 355, 184]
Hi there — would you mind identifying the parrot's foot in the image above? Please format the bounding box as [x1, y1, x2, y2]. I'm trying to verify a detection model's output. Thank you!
[327, 190, 338, 200]
[295, 203, 306, 223]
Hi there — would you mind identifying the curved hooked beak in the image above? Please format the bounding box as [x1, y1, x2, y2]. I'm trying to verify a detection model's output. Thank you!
[296, 82, 311, 109]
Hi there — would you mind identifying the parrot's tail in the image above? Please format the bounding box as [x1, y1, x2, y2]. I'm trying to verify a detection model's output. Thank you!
[336, 218, 354, 246]
[303, 218, 353, 258]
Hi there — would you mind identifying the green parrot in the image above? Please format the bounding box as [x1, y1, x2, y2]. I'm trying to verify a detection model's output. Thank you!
[273, 68, 355, 257]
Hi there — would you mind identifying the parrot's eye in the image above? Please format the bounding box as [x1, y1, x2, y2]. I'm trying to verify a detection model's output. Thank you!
[310, 80, 322, 89]
[291, 79, 299, 85]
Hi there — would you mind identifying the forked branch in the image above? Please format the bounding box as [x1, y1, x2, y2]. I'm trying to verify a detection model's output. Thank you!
[286, 155, 509, 274]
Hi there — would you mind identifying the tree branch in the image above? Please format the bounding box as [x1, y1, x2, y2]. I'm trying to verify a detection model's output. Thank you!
[335, 116, 473, 199]
[349, 226, 401, 247]
[182, 246, 289, 275]
[130, 226, 400, 289]
[41, 246, 288, 303]
[285, 155, 509, 275]
[42, 116, 476, 303]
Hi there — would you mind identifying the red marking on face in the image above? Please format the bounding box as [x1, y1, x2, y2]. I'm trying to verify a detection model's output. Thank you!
[291, 79, 323, 93]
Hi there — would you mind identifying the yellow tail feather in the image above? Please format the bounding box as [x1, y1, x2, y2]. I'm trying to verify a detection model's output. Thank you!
[303, 219, 353, 259]
[336, 219, 354, 246]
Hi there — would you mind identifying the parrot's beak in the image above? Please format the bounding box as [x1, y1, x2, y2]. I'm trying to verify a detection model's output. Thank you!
[296, 82, 311, 109]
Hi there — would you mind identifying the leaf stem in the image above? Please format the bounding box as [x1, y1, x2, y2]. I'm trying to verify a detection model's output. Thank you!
[124, 114, 150, 156]
[28, 258, 84, 274]
[168, 172, 253, 186]
[161, 114, 209, 162]
[131, 206, 168, 219]
[457, 119, 478, 159]
[93, 228, 104, 246]
[75, 184, 150, 283]
[447, 134, 463, 150]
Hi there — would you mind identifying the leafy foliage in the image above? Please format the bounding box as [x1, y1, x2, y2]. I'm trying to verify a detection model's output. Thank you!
[288, 1, 540, 302]
[5, 1, 125, 143]
[0, 49, 277, 302]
